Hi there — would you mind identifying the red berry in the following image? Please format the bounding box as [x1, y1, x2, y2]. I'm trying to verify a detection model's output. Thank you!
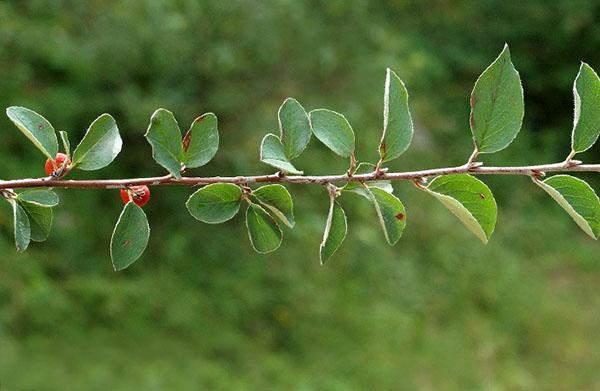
[44, 153, 71, 176]
[120, 185, 150, 207]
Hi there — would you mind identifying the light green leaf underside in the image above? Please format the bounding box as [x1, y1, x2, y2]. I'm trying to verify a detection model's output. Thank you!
[365, 186, 406, 245]
[260, 134, 303, 174]
[11, 200, 31, 253]
[6, 106, 58, 159]
[110, 202, 150, 271]
[246, 203, 282, 254]
[536, 175, 600, 239]
[424, 174, 497, 243]
[320, 198, 347, 264]
[571, 63, 600, 153]
[182, 113, 219, 168]
[470, 44, 524, 154]
[72, 113, 122, 170]
[186, 183, 242, 224]
[251, 184, 295, 228]
[16, 189, 59, 207]
[379, 68, 413, 162]
[343, 163, 393, 197]
[59, 131, 71, 157]
[19, 201, 53, 242]
[309, 109, 355, 158]
[145, 108, 183, 178]
[279, 98, 311, 160]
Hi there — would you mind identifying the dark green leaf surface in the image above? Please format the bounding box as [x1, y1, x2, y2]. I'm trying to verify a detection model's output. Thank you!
[145, 109, 183, 178]
[72, 114, 122, 170]
[6, 106, 58, 159]
[260, 134, 303, 174]
[309, 109, 355, 158]
[469, 45, 524, 154]
[365, 187, 406, 245]
[186, 183, 242, 224]
[182, 113, 219, 168]
[110, 202, 150, 271]
[379, 68, 413, 162]
[11, 200, 30, 253]
[279, 98, 311, 159]
[246, 203, 282, 253]
[16, 189, 59, 207]
[536, 175, 600, 239]
[320, 198, 347, 264]
[251, 184, 295, 228]
[571, 63, 600, 153]
[19, 201, 53, 242]
[424, 174, 497, 243]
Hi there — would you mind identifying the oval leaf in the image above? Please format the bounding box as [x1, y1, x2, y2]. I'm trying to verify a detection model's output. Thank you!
[364, 187, 406, 245]
[71, 114, 122, 170]
[186, 183, 242, 224]
[379, 68, 413, 162]
[535, 175, 600, 239]
[309, 109, 355, 158]
[110, 202, 150, 271]
[246, 204, 282, 253]
[145, 109, 183, 178]
[571, 63, 600, 153]
[260, 134, 303, 174]
[182, 113, 219, 168]
[6, 106, 58, 159]
[11, 200, 31, 253]
[470, 44, 524, 154]
[19, 201, 53, 242]
[251, 184, 294, 228]
[279, 98, 311, 159]
[16, 189, 59, 207]
[423, 174, 497, 243]
[320, 197, 347, 264]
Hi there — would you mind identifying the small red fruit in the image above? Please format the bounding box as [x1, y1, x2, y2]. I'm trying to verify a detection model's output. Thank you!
[120, 185, 150, 207]
[44, 153, 71, 176]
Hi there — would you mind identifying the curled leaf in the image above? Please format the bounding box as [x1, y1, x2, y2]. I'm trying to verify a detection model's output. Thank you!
[364, 186, 406, 245]
[571, 63, 600, 154]
[251, 184, 295, 228]
[379, 68, 413, 162]
[320, 197, 347, 264]
[260, 134, 303, 174]
[246, 203, 282, 253]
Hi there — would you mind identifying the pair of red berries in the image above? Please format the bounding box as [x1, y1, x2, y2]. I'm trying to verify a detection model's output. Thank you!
[44, 153, 151, 207]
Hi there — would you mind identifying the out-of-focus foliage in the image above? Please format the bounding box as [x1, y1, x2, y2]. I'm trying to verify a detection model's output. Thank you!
[1, 1, 600, 389]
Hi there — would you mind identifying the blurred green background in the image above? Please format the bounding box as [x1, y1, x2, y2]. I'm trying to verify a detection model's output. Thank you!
[1, 1, 599, 389]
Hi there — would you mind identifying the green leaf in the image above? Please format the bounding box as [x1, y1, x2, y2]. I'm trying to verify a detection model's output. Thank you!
[320, 197, 347, 264]
[260, 134, 303, 174]
[59, 131, 70, 157]
[279, 98, 311, 159]
[469, 44, 524, 154]
[245, 203, 282, 253]
[309, 109, 355, 158]
[423, 174, 497, 243]
[18, 201, 53, 242]
[145, 109, 183, 178]
[71, 114, 122, 170]
[379, 68, 413, 162]
[11, 200, 30, 253]
[535, 175, 600, 239]
[110, 202, 150, 271]
[182, 113, 219, 168]
[571, 63, 600, 153]
[364, 187, 406, 245]
[186, 183, 242, 224]
[6, 106, 58, 159]
[343, 163, 393, 196]
[251, 184, 295, 228]
[16, 189, 59, 207]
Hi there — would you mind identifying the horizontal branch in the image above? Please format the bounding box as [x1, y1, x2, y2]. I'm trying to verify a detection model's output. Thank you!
[1, 161, 599, 190]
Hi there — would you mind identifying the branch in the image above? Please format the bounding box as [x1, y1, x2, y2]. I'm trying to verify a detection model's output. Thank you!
[1, 161, 598, 190]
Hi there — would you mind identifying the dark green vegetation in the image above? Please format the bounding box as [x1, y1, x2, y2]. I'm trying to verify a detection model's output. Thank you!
[1, 1, 599, 389]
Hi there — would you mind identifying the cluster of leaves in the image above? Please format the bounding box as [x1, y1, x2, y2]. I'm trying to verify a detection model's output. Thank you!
[2, 45, 600, 271]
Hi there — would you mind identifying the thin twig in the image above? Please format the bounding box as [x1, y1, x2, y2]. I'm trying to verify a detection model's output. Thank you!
[1, 160, 599, 190]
